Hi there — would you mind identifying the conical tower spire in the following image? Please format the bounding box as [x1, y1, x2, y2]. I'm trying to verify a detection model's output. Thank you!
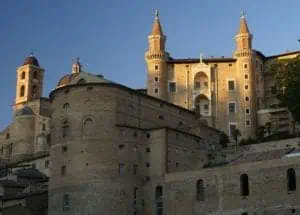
[238, 11, 250, 34]
[151, 9, 164, 36]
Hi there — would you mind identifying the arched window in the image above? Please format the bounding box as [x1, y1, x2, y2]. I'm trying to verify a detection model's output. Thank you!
[63, 103, 70, 113]
[62, 120, 70, 138]
[32, 85, 37, 97]
[21, 72, 25, 80]
[196, 179, 205, 201]
[83, 118, 94, 135]
[77, 78, 86, 84]
[20, 85, 25, 97]
[33, 71, 38, 79]
[287, 168, 296, 191]
[155, 186, 163, 215]
[240, 174, 249, 196]
[194, 72, 208, 90]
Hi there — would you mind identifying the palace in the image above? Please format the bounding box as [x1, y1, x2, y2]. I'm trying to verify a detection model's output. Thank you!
[145, 11, 299, 142]
[0, 12, 299, 215]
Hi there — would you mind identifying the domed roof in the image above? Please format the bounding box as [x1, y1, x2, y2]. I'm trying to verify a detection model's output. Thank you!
[23, 54, 40, 67]
[56, 71, 112, 88]
[15, 106, 35, 117]
[56, 73, 79, 87]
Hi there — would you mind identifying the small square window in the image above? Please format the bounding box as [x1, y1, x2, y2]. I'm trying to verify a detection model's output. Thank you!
[228, 80, 235, 91]
[146, 162, 150, 168]
[176, 162, 179, 167]
[146, 148, 151, 153]
[228, 103, 236, 113]
[169, 82, 176, 93]
[244, 64, 248, 69]
[154, 88, 158, 94]
[229, 64, 232, 67]
[154, 77, 159, 82]
[245, 96, 250, 101]
[62, 146, 68, 152]
[244, 74, 248, 79]
[245, 85, 249, 90]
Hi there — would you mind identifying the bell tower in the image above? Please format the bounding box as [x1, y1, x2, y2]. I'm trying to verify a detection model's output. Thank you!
[234, 12, 257, 139]
[145, 10, 169, 100]
[14, 53, 44, 109]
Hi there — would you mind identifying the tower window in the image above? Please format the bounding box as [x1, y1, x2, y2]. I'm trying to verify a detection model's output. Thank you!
[196, 179, 205, 201]
[119, 163, 125, 175]
[155, 186, 163, 215]
[245, 120, 251, 126]
[133, 164, 137, 174]
[155, 77, 159, 82]
[244, 74, 248, 79]
[63, 103, 70, 112]
[62, 194, 70, 211]
[168, 82, 176, 93]
[245, 109, 250, 114]
[20, 85, 25, 97]
[62, 120, 70, 138]
[229, 64, 232, 67]
[33, 71, 38, 79]
[240, 174, 249, 196]
[287, 168, 296, 191]
[244, 64, 248, 69]
[155, 65, 158, 70]
[32, 85, 37, 97]
[83, 118, 94, 135]
[245, 85, 249, 90]
[154, 88, 158, 94]
[228, 80, 235, 91]
[245, 96, 249, 101]
[61, 165, 66, 176]
[21, 72, 25, 80]
[228, 102, 236, 113]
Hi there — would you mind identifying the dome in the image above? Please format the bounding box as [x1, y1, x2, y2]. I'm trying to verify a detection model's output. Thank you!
[56, 73, 79, 87]
[15, 106, 35, 117]
[23, 55, 40, 67]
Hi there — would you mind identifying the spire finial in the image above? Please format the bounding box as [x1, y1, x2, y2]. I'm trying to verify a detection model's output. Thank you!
[200, 53, 203, 64]
[241, 10, 246, 19]
[30, 50, 34, 57]
[155, 9, 159, 19]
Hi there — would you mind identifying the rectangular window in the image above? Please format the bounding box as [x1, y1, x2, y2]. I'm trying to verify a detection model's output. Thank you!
[245, 108, 250, 115]
[168, 82, 176, 93]
[45, 160, 49, 168]
[244, 74, 248, 79]
[244, 64, 248, 69]
[245, 85, 249, 90]
[119, 163, 125, 175]
[155, 65, 158, 70]
[154, 77, 159, 82]
[133, 164, 137, 175]
[61, 165, 66, 176]
[228, 80, 235, 91]
[245, 120, 251, 127]
[204, 104, 209, 110]
[154, 88, 158, 94]
[229, 123, 237, 137]
[228, 102, 236, 113]
[63, 194, 70, 211]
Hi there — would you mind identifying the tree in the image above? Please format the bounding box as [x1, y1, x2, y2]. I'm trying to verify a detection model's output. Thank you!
[219, 131, 230, 148]
[269, 56, 300, 123]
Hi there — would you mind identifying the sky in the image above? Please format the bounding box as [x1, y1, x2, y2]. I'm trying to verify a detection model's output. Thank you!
[0, 0, 300, 130]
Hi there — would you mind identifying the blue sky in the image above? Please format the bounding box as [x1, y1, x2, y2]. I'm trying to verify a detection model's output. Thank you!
[0, 0, 300, 130]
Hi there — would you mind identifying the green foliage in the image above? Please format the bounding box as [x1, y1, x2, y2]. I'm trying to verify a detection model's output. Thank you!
[269, 56, 300, 122]
[239, 138, 256, 146]
[219, 131, 230, 148]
